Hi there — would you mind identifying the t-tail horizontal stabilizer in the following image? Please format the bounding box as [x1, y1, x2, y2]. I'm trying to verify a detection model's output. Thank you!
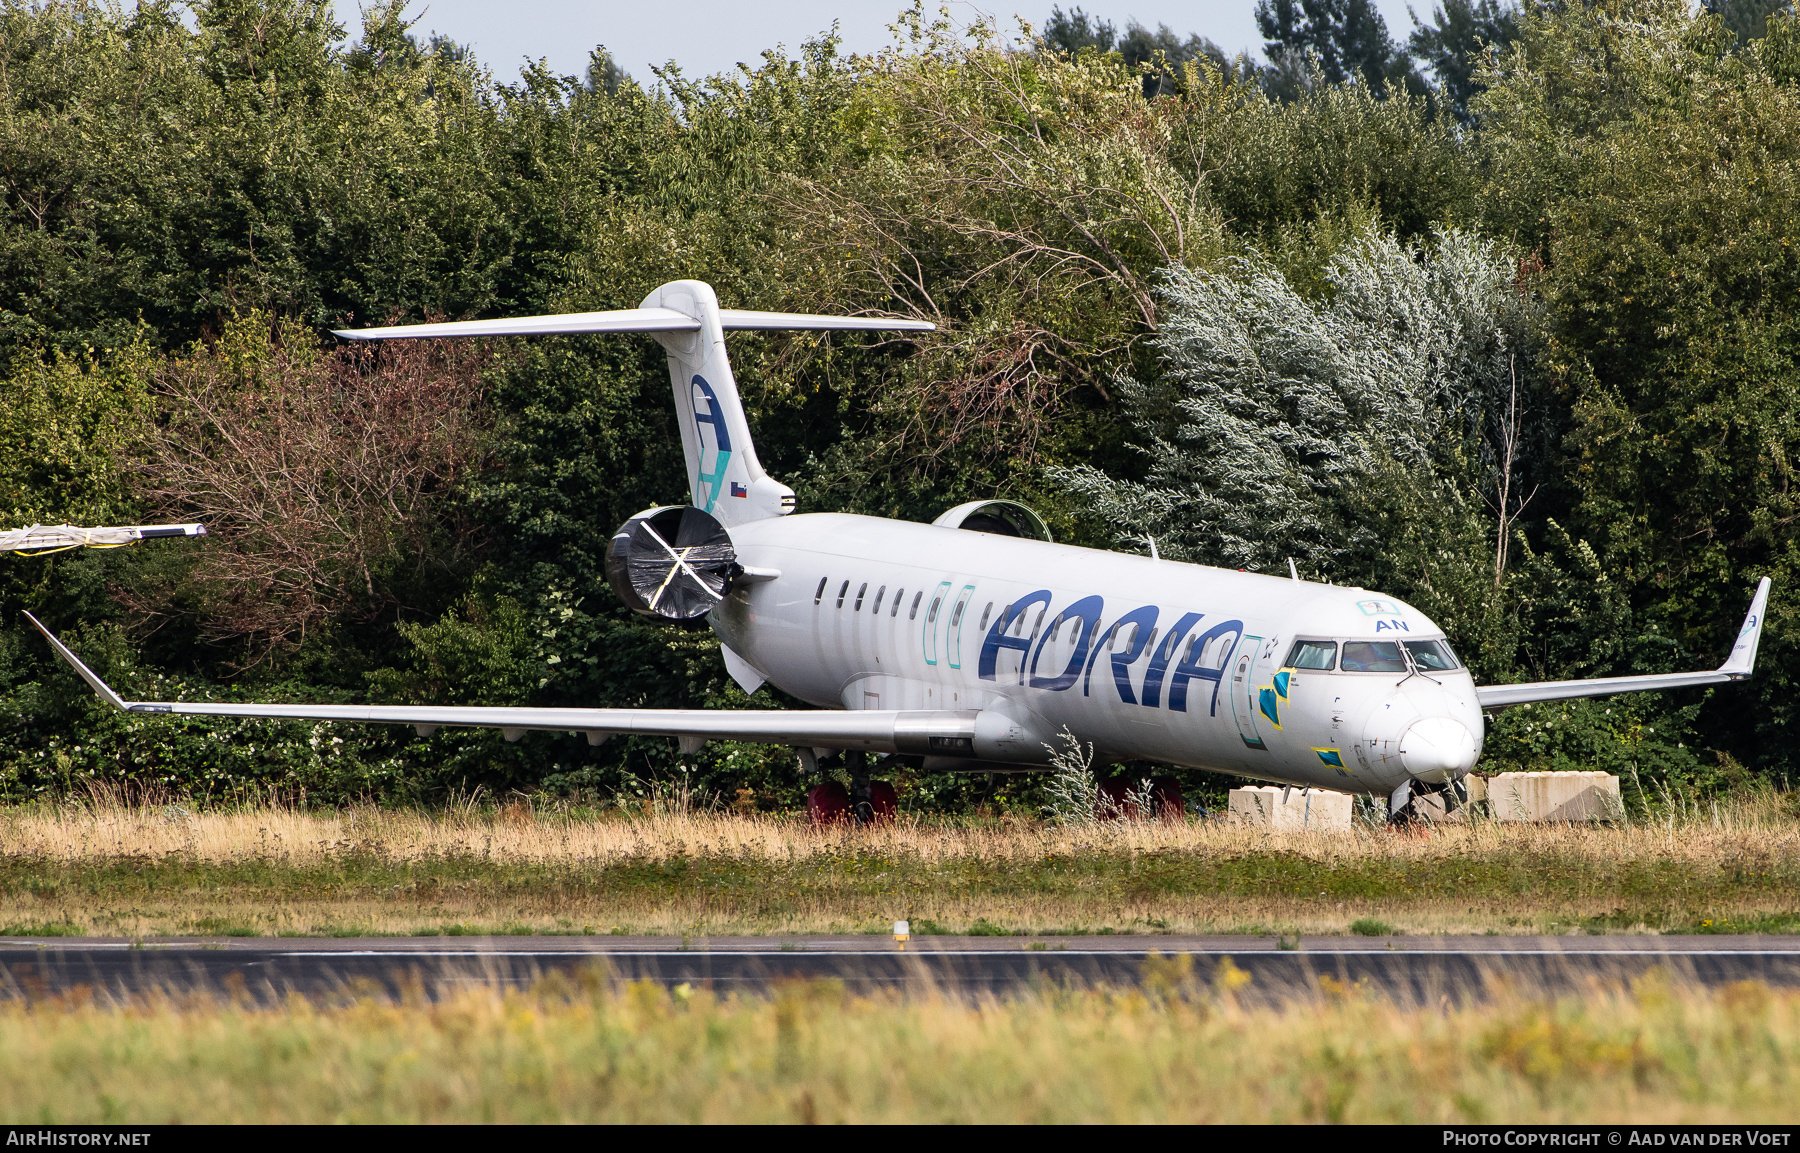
[331, 280, 934, 529]
[330, 309, 935, 341]
[23, 612, 974, 754]
[1474, 576, 1771, 709]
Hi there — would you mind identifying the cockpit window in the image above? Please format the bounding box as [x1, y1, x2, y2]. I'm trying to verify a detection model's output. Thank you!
[1283, 639, 1337, 670]
[1403, 639, 1459, 671]
[1339, 641, 1407, 673]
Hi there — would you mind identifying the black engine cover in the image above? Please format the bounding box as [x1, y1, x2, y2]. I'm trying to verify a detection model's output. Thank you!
[605, 506, 738, 619]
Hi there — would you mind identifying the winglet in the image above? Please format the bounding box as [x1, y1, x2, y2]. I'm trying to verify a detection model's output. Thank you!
[23, 612, 130, 711]
[1718, 577, 1772, 678]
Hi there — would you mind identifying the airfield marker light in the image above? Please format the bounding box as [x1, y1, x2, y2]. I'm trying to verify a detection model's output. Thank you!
[894, 920, 909, 950]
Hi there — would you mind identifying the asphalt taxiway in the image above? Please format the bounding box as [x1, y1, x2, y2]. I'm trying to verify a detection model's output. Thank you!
[4, 934, 1799, 1003]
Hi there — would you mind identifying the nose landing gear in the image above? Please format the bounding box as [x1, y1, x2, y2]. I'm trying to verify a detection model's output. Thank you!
[1388, 776, 1469, 825]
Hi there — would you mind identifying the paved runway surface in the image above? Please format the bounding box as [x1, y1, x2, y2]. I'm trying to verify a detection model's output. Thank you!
[5, 935, 1800, 1002]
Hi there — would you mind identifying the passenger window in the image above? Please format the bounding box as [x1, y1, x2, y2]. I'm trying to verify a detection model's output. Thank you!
[979, 602, 992, 630]
[1048, 615, 1064, 641]
[1403, 639, 1459, 671]
[892, 588, 905, 618]
[909, 591, 923, 620]
[949, 598, 966, 628]
[814, 577, 828, 605]
[927, 594, 943, 623]
[1340, 641, 1406, 673]
[855, 582, 868, 611]
[873, 586, 886, 614]
[836, 580, 849, 609]
[1283, 640, 1337, 671]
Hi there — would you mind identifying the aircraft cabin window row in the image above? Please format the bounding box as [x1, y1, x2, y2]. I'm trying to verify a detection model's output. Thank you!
[812, 576, 933, 620]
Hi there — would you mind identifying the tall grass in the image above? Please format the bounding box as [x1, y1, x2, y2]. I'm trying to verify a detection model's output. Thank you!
[10, 779, 1797, 866]
[0, 967, 1794, 1122]
[2, 788, 1798, 938]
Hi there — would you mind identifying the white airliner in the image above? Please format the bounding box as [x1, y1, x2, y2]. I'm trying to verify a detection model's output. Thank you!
[28, 280, 1771, 817]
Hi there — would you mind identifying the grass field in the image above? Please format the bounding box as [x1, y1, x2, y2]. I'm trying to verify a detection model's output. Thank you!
[0, 963, 1792, 1122]
[2, 791, 1798, 938]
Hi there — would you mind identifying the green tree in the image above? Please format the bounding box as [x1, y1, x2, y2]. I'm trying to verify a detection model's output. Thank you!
[1407, 0, 1521, 124]
[1476, 0, 1800, 776]
[1256, 0, 1429, 98]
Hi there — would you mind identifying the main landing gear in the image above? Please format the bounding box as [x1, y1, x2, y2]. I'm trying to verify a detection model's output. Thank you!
[803, 750, 897, 826]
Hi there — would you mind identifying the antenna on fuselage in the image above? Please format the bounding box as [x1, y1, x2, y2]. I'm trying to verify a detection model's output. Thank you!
[1147, 536, 1160, 562]
[1287, 557, 1299, 581]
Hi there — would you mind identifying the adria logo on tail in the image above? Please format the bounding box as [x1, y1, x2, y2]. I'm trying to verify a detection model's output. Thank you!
[690, 374, 733, 513]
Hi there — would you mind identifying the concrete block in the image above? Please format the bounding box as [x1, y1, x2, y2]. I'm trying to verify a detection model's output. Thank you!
[1227, 786, 1354, 832]
[1485, 771, 1622, 823]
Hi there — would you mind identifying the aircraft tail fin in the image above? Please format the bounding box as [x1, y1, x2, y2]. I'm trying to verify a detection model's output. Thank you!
[334, 282, 933, 528]
[1718, 575, 1772, 676]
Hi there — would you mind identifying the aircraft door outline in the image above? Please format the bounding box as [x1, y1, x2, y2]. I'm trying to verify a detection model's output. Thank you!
[1230, 633, 1267, 750]
[922, 581, 952, 666]
[946, 585, 976, 669]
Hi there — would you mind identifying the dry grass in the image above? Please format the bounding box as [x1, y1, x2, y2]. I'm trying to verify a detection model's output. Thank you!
[1, 965, 1796, 1122]
[2, 791, 1798, 938]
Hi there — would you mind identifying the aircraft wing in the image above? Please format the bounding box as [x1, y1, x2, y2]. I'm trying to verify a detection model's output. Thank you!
[1474, 577, 1771, 709]
[23, 613, 974, 754]
[331, 309, 934, 341]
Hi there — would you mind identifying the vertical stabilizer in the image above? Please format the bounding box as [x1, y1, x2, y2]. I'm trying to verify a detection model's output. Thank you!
[641, 281, 794, 527]
[333, 281, 932, 528]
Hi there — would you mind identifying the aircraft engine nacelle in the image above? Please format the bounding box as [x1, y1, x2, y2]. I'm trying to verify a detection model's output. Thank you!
[606, 505, 738, 620]
[931, 499, 1053, 542]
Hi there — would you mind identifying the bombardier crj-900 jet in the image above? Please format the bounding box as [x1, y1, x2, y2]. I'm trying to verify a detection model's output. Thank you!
[30, 280, 1770, 819]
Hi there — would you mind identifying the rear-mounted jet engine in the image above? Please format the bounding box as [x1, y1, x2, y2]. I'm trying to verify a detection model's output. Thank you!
[606, 505, 738, 620]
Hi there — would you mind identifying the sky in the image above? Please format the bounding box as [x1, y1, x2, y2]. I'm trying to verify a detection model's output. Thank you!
[326, 1, 1432, 84]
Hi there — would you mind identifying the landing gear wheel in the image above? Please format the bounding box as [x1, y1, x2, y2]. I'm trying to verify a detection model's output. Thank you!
[1389, 778, 1460, 825]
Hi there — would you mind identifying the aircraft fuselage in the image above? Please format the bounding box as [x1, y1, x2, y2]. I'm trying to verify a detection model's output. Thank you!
[714, 513, 1485, 795]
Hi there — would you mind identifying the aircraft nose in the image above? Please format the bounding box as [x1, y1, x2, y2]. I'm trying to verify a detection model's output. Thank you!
[1399, 717, 1479, 780]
